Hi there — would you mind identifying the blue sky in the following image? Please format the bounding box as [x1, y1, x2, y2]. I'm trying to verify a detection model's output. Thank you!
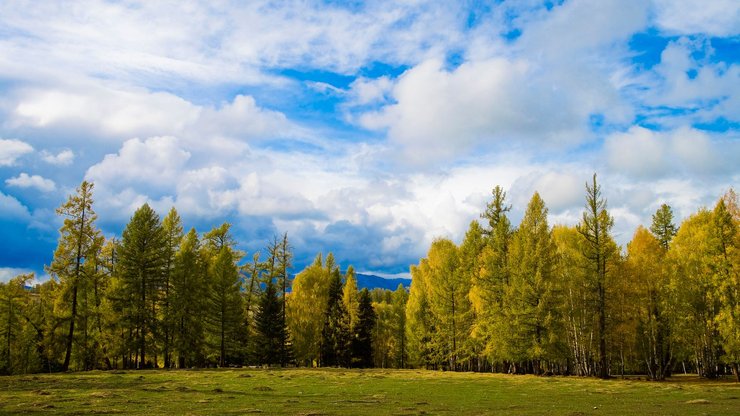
[0, 0, 738, 282]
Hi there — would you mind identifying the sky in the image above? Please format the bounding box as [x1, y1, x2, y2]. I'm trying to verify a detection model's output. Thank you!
[0, 0, 738, 282]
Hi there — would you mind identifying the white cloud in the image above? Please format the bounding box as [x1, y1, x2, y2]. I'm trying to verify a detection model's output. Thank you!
[604, 126, 738, 178]
[0, 191, 31, 220]
[40, 149, 74, 165]
[652, 0, 740, 37]
[0, 267, 35, 283]
[360, 58, 604, 163]
[6, 173, 56, 192]
[10, 83, 295, 145]
[85, 136, 191, 193]
[0, 138, 33, 166]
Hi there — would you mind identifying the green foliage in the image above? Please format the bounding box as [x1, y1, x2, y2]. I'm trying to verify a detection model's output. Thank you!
[351, 288, 376, 368]
[116, 203, 167, 368]
[171, 229, 207, 368]
[254, 281, 286, 366]
[320, 264, 351, 367]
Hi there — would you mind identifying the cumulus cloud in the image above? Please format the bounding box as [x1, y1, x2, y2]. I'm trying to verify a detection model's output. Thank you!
[604, 126, 739, 178]
[6, 173, 56, 192]
[85, 136, 191, 193]
[0, 191, 31, 220]
[0, 138, 33, 166]
[40, 149, 74, 165]
[652, 0, 740, 37]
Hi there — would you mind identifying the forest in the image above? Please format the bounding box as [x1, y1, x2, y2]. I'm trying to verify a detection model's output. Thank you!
[1, 175, 738, 382]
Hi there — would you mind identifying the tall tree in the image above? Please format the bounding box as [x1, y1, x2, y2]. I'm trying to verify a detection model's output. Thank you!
[425, 238, 470, 370]
[203, 223, 244, 367]
[650, 204, 678, 250]
[277, 233, 294, 366]
[117, 203, 166, 369]
[471, 186, 513, 365]
[160, 208, 183, 368]
[626, 226, 670, 379]
[406, 262, 434, 368]
[343, 266, 360, 333]
[352, 288, 376, 368]
[287, 254, 331, 366]
[505, 192, 559, 374]
[320, 257, 351, 367]
[576, 174, 616, 379]
[254, 281, 285, 366]
[47, 181, 101, 371]
[171, 229, 207, 368]
[0, 274, 33, 374]
[391, 283, 409, 368]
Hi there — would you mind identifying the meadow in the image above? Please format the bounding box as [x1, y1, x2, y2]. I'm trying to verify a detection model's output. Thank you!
[1, 368, 739, 415]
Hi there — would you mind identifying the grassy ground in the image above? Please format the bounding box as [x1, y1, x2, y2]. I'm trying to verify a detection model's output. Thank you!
[1, 368, 738, 415]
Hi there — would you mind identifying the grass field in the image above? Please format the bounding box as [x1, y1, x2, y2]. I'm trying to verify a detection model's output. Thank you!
[1, 368, 739, 415]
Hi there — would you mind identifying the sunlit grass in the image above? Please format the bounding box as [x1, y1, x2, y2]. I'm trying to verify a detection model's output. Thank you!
[1, 368, 738, 415]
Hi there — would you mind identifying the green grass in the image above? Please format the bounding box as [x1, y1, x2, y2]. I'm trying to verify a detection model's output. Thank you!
[1, 368, 738, 415]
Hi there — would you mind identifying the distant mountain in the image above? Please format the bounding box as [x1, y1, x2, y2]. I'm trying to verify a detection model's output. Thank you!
[355, 273, 411, 291]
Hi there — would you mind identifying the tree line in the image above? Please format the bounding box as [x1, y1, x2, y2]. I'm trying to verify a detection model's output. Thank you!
[1, 176, 738, 382]
[406, 176, 739, 381]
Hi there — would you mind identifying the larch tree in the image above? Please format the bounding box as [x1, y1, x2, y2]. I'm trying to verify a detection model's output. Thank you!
[171, 228, 207, 368]
[287, 254, 331, 366]
[626, 226, 670, 379]
[406, 262, 433, 368]
[117, 203, 166, 368]
[47, 181, 101, 371]
[343, 266, 360, 333]
[505, 192, 559, 374]
[0, 274, 33, 374]
[471, 185, 513, 365]
[202, 223, 244, 367]
[160, 208, 183, 368]
[425, 238, 470, 370]
[668, 209, 721, 378]
[576, 174, 616, 379]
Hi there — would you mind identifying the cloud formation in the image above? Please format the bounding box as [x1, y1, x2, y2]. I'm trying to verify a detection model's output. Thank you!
[0, 0, 737, 278]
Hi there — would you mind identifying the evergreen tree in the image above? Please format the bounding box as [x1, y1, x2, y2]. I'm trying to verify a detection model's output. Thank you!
[47, 181, 101, 371]
[343, 266, 360, 334]
[117, 203, 166, 369]
[650, 204, 678, 250]
[254, 281, 285, 366]
[171, 229, 207, 368]
[320, 259, 351, 367]
[160, 208, 183, 368]
[577, 174, 616, 379]
[352, 288, 376, 368]
[202, 223, 244, 367]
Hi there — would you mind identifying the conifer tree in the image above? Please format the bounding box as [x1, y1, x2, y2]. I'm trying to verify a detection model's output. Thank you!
[577, 174, 616, 379]
[287, 254, 331, 366]
[506, 192, 559, 374]
[352, 288, 376, 368]
[47, 181, 101, 371]
[160, 208, 183, 368]
[650, 204, 678, 250]
[171, 229, 207, 368]
[320, 262, 351, 367]
[254, 281, 285, 366]
[391, 283, 409, 368]
[202, 223, 243, 367]
[117, 203, 166, 368]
